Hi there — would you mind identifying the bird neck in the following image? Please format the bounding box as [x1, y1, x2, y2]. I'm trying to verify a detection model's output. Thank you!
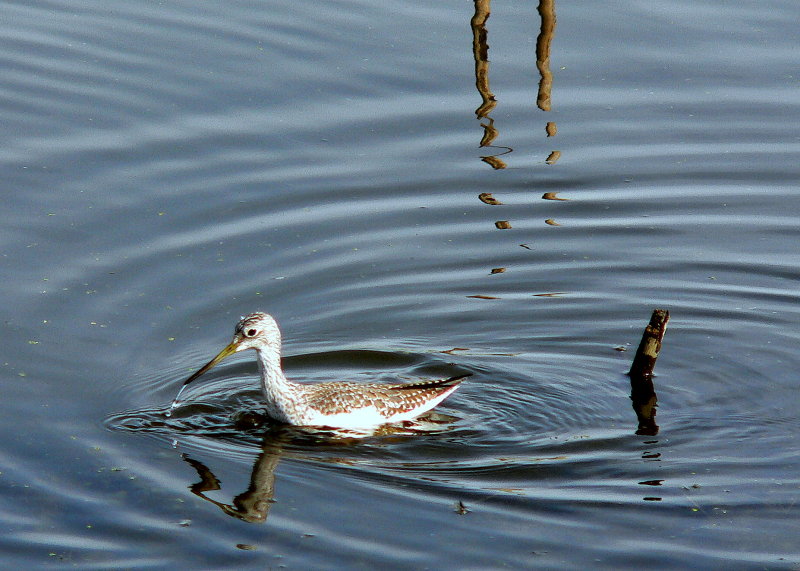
[255, 345, 291, 389]
[254, 344, 301, 422]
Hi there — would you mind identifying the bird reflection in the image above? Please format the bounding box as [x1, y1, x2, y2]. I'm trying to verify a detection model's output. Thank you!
[179, 415, 460, 523]
[183, 447, 278, 523]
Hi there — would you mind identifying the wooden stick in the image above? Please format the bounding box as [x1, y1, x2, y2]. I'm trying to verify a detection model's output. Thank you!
[628, 309, 669, 435]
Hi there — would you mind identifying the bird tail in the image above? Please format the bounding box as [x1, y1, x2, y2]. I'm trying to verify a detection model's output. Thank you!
[395, 373, 472, 390]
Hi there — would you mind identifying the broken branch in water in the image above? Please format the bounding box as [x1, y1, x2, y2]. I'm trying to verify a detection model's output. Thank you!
[628, 309, 669, 435]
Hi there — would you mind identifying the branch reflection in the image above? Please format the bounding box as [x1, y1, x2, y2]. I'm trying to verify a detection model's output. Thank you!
[471, 1, 561, 238]
[536, 0, 556, 113]
[471, 0, 510, 169]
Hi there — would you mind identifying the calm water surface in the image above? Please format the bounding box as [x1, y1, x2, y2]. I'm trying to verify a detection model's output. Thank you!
[2, 0, 799, 568]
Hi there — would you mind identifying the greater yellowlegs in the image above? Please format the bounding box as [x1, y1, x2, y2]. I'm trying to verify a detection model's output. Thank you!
[168, 312, 468, 429]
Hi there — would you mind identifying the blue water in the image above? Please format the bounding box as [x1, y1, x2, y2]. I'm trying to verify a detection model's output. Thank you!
[2, 0, 799, 568]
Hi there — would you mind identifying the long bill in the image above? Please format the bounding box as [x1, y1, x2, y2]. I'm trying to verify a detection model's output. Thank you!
[166, 340, 239, 416]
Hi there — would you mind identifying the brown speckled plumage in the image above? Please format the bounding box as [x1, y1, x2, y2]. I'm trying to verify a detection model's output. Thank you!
[170, 312, 469, 428]
[302, 376, 466, 417]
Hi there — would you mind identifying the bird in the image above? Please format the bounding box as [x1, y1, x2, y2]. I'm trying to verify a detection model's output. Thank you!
[167, 312, 469, 429]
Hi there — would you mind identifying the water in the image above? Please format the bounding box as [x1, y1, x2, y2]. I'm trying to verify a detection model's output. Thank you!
[2, 0, 799, 568]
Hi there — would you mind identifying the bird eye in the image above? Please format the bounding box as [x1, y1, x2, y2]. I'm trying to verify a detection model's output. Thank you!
[246, 328, 258, 337]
